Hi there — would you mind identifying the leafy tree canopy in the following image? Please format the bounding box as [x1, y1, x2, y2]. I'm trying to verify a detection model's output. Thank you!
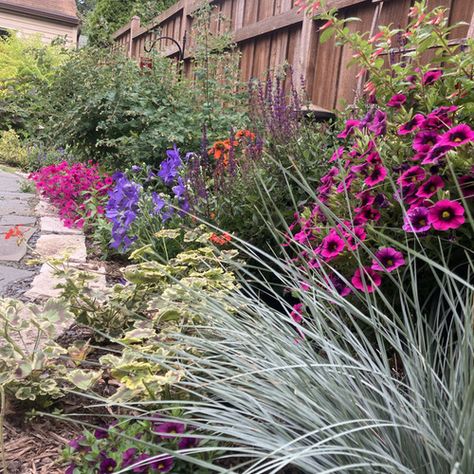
[83, 0, 176, 46]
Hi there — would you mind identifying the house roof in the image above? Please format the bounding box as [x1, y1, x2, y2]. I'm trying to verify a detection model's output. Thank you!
[0, 0, 79, 25]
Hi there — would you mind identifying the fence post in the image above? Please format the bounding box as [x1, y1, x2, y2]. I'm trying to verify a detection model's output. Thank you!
[294, 11, 316, 89]
[129, 15, 141, 58]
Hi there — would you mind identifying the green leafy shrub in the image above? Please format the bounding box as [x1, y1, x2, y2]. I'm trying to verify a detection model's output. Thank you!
[0, 129, 27, 168]
[0, 298, 101, 406]
[0, 33, 68, 133]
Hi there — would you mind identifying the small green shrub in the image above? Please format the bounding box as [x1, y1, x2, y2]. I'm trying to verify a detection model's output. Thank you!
[0, 33, 68, 133]
[0, 129, 27, 168]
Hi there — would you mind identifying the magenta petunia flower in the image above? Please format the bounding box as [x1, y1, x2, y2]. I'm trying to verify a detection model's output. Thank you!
[398, 114, 425, 135]
[416, 175, 445, 198]
[320, 167, 339, 185]
[122, 448, 138, 468]
[337, 119, 360, 139]
[345, 226, 367, 251]
[368, 109, 387, 136]
[412, 131, 439, 153]
[354, 206, 381, 225]
[439, 124, 474, 147]
[178, 436, 200, 450]
[153, 422, 186, 439]
[351, 266, 382, 293]
[422, 105, 457, 129]
[356, 190, 375, 208]
[397, 166, 426, 186]
[421, 144, 453, 164]
[328, 273, 352, 297]
[94, 428, 108, 440]
[151, 455, 175, 473]
[402, 206, 431, 233]
[329, 146, 344, 163]
[387, 93, 407, 108]
[428, 200, 465, 231]
[65, 464, 77, 474]
[336, 173, 356, 193]
[371, 247, 405, 272]
[365, 165, 387, 187]
[318, 232, 345, 259]
[422, 69, 442, 86]
[290, 303, 304, 323]
[98, 457, 117, 474]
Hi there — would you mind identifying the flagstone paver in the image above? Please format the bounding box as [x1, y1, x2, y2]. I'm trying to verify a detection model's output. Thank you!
[0, 226, 36, 262]
[40, 216, 82, 235]
[35, 234, 87, 263]
[0, 265, 34, 291]
[0, 171, 38, 295]
[25, 262, 107, 300]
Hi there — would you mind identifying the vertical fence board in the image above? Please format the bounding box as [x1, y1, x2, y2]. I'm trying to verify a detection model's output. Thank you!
[449, 0, 474, 38]
[115, 0, 474, 111]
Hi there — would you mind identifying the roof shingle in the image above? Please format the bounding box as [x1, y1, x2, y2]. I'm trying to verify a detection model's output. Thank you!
[0, 0, 78, 19]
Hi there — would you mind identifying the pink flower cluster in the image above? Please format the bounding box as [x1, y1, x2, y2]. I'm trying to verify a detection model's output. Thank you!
[287, 86, 472, 298]
[30, 161, 112, 228]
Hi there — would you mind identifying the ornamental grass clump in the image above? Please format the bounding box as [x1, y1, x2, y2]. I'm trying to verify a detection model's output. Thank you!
[144, 233, 473, 473]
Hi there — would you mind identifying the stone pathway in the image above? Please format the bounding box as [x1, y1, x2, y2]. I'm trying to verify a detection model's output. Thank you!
[0, 169, 106, 301]
[0, 171, 37, 294]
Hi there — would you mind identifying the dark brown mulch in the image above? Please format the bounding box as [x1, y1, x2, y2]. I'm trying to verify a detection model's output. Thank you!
[3, 416, 80, 474]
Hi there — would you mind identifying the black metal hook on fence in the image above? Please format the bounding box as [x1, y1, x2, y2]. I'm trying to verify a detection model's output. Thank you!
[144, 31, 187, 63]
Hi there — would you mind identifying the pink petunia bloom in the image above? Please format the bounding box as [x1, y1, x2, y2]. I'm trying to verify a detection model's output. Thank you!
[412, 131, 439, 153]
[329, 146, 345, 163]
[351, 266, 382, 293]
[371, 247, 405, 272]
[422, 69, 442, 86]
[290, 303, 304, 323]
[328, 273, 352, 297]
[354, 206, 381, 225]
[422, 106, 457, 129]
[318, 232, 345, 259]
[336, 173, 356, 193]
[366, 151, 381, 164]
[398, 114, 425, 135]
[337, 119, 360, 139]
[368, 110, 387, 136]
[421, 144, 453, 164]
[355, 190, 375, 208]
[402, 206, 431, 233]
[387, 94, 407, 108]
[428, 200, 465, 231]
[416, 175, 445, 198]
[365, 165, 387, 187]
[344, 226, 367, 251]
[439, 124, 474, 147]
[397, 166, 426, 186]
[351, 162, 369, 174]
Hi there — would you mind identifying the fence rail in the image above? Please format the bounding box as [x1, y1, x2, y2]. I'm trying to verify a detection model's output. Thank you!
[113, 0, 474, 110]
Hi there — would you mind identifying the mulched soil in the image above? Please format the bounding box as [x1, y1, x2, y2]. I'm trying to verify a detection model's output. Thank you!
[3, 416, 81, 474]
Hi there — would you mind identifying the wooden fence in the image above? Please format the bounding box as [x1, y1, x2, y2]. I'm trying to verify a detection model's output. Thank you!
[113, 0, 474, 110]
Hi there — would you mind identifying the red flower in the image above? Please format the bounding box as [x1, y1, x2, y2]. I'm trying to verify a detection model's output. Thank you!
[4, 225, 24, 240]
[209, 232, 232, 246]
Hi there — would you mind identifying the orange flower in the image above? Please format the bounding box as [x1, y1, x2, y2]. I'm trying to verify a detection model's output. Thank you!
[209, 232, 232, 246]
[4, 225, 24, 240]
[235, 129, 256, 141]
